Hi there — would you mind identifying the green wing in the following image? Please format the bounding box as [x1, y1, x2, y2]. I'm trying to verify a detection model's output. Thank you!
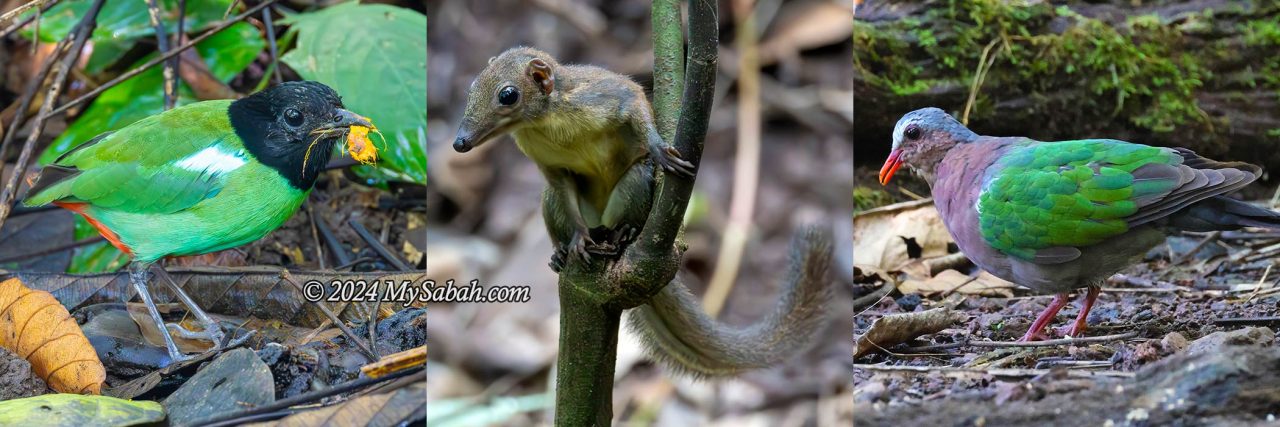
[23, 100, 240, 214]
[976, 139, 1242, 263]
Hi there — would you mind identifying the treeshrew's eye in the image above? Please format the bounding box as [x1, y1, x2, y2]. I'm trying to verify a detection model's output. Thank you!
[905, 124, 922, 140]
[498, 86, 519, 106]
[285, 108, 304, 127]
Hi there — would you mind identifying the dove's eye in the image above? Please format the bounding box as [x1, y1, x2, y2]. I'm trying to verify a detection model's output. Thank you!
[905, 124, 922, 141]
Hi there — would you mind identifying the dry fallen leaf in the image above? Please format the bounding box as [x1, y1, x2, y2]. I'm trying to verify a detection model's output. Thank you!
[126, 303, 214, 354]
[247, 382, 425, 427]
[853, 198, 954, 270]
[0, 278, 106, 394]
[855, 307, 967, 359]
[900, 269, 1019, 298]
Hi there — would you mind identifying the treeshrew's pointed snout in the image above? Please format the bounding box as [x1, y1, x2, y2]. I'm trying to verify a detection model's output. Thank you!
[880, 149, 903, 185]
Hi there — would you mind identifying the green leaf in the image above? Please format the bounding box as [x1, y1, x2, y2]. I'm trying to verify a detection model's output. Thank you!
[428, 392, 550, 427]
[40, 21, 263, 165]
[41, 22, 263, 273]
[281, 2, 428, 185]
[0, 394, 165, 427]
[22, 0, 233, 44]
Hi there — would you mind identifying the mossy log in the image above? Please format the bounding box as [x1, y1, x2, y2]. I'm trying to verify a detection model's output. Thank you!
[855, 0, 1280, 171]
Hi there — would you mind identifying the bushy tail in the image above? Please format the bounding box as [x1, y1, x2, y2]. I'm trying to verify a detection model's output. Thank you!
[625, 227, 832, 378]
[1167, 196, 1280, 231]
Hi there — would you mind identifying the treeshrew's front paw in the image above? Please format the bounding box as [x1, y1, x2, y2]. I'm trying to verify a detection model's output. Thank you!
[655, 145, 696, 178]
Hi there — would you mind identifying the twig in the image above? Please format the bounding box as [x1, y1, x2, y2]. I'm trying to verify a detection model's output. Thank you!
[305, 202, 326, 269]
[903, 331, 1139, 352]
[1214, 316, 1280, 326]
[0, 38, 69, 184]
[143, 0, 176, 109]
[0, 236, 104, 263]
[854, 280, 896, 314]
[0, 0, 59, 39]
[198, 365, 425, 427]
[348, 218, 411, 271]
[174, 0, 186, 100]
[0, 0, 57, 27]
[334, 257, 374, 271]
[853, 363, 1135, 379]
[0, 0, 104, 232]
[280, 270, 378, 360]
[703, 0, 761, 317]
[1174, 230, 1220, 264]
[315, 213, 352, 266]
[961, 37, 1002, 125]
[46, 0, 280, 119]
[262, 6, 282, 84]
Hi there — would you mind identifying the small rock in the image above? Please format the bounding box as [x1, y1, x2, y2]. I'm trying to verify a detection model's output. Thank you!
[1186, 327, 1274, 356]
[854, 380, 887, 403]
[1161, 332, 1188, 353]
[895, 294, 922, 311]
[163, 348, 274, 426]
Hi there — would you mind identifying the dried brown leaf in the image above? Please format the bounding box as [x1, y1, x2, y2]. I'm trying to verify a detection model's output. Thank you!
[899, 269, 1018, 298]
[855, 307, 967, 359]
[853, 199, 954, 270]
[0, 278, 106, 394]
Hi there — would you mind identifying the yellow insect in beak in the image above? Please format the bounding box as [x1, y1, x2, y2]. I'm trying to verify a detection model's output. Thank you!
[346, 119, 384, 165]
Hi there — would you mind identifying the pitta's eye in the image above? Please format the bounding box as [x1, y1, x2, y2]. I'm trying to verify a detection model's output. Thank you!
[285, 108, 304, 127]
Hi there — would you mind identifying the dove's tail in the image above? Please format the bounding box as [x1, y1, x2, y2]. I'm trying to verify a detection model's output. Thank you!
[1168, 196, 1280, 231]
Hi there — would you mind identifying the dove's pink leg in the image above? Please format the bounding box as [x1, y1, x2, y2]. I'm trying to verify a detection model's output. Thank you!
[1018, 293, 1070, 342]
[1061, 286, 1101, 338]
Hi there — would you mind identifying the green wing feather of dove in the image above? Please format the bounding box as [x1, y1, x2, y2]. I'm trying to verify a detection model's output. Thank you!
[977, 139, 1184, 261]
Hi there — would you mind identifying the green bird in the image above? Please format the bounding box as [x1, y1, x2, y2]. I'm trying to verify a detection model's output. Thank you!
[879, 108, 1280, 341]
[23, 81, 372, 363]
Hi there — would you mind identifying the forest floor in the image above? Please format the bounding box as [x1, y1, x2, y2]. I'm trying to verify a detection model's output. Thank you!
[854, 168, 1280, 426]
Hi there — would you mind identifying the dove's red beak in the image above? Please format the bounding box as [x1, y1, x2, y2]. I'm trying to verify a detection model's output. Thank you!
[879, 149, 903, 185]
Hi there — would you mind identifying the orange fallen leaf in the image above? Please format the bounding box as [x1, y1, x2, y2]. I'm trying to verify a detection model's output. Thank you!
[0, 278, 106, 394]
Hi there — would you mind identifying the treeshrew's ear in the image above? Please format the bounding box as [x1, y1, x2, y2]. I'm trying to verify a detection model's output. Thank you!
[527, 59, 555, 95]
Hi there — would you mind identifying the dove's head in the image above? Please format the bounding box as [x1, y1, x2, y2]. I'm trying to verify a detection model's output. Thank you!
[879, 107, 978, 185]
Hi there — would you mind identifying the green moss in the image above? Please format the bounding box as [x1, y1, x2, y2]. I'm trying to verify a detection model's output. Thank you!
[855, 0, 1219, 133]
[853, 186, 895, 214]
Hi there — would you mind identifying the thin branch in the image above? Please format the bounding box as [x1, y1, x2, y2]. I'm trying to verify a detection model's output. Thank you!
[625, 0, 717, 264]
[651, 0, 683, 140]
[263, 6, 282, 84]
[280, 270, 379, 360]
[143, 0, 176, 109]
[0, 0, 106, 232]
[903, 331, 1140, 352]
[0, 40, 70, 186]
[0, 0, 57, 28]
[0, 0, 59, 39]
[853, 363, 1136, 379]
[316, 212, 353, 266]
[197, 366, 424, 427]
[348, 218, 411, 271]
[47, 0, 279, 119]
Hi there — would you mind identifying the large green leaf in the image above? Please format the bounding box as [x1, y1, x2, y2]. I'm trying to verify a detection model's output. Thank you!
[22, 0, 233, 44]
[43, 21, 263, 273]
[40, 21, 264, 165]
[0, 394, 165, 427]
[281, 2, 427, 185]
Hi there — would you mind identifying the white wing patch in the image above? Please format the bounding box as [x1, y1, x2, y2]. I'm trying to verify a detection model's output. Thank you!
[174, 146, 248, 175]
